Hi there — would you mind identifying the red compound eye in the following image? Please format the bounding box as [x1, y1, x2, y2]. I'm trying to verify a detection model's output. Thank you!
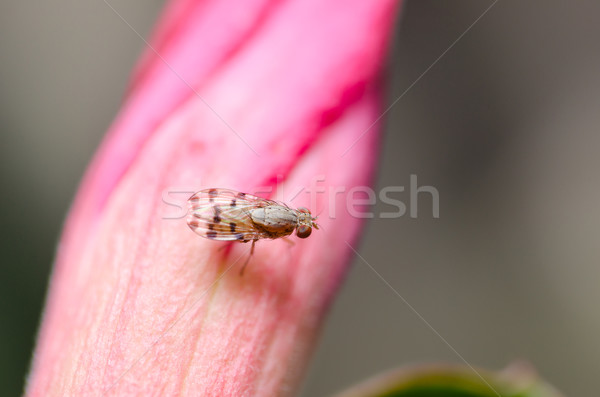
[296, 225, 312, 238]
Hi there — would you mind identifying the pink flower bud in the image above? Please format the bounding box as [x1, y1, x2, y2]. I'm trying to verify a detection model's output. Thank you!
[26, 1, 400, 395]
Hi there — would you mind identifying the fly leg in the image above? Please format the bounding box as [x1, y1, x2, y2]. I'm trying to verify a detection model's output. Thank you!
[239, 240, 256, 276]
[281, 237, 295, 246]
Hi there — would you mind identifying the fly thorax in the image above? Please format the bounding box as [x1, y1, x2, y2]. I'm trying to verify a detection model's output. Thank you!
[250, 206, 297, 235]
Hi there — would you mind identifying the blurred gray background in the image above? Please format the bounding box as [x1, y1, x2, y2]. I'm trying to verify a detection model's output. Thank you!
[2, 1, 599, 395]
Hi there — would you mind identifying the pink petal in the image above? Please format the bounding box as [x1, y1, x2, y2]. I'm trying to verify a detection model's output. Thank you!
[26, 1, 400, 395]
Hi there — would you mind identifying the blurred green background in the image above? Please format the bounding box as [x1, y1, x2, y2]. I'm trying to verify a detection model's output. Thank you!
[2, 1, 599, 395]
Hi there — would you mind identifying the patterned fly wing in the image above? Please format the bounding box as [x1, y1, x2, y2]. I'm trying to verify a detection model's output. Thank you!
[187, 188, 276, 242]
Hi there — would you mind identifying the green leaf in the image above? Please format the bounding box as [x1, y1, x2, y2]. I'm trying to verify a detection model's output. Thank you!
[332, 362, 563, 397]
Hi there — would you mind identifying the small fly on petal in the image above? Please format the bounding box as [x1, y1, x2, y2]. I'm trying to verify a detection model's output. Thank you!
[187, 189, 319, 273]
